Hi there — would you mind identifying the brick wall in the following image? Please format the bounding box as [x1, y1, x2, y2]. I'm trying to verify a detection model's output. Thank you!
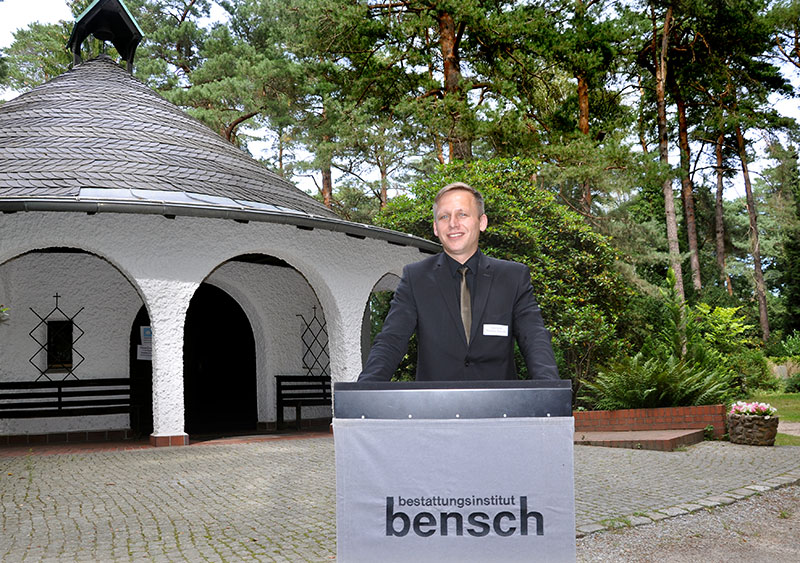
[573, 404, 727, 439]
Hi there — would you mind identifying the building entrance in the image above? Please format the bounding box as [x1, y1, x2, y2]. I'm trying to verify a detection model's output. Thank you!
[183, 283, 257, 435]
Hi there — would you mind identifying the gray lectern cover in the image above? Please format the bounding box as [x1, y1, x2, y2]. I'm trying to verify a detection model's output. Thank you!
[334, 417, 575, 562]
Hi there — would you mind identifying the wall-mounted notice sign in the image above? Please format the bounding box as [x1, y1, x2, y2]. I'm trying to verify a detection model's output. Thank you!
[137, 326, 152, 361]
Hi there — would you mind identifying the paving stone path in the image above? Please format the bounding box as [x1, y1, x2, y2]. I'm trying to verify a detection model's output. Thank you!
[1, 437, 798, 561]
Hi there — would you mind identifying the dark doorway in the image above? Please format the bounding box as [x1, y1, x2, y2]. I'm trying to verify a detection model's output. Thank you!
[129, 306, 153, 437]
[183, 283, 257, 435]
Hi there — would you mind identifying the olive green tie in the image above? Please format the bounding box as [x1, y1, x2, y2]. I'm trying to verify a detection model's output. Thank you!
[459, 265, 471, 344]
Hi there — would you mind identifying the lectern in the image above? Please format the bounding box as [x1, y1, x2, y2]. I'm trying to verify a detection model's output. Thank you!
[333, 380, 576, 563]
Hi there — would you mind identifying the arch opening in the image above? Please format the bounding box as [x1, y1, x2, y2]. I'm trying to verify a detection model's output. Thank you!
[0, 246, 147, 438]
[182, 283, 257, 435]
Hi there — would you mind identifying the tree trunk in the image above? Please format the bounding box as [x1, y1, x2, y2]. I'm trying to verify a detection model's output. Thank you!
[676, 95, 701, 292]
[321, 163, 333, 208]
[379, 166, 388, 209]
[714, 131, 733, 295]
[434, 135, 445, 164]
[577, 73, 590, 136]
[438, 12, 471, 162]
[653, 5, 685, 302]
[735, 124, 770, 341]
[577, 72, 592, 212]
[277, 130, 285, 177]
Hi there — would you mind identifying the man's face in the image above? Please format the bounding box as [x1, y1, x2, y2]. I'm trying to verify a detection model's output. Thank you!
[433, 189, 488, 263]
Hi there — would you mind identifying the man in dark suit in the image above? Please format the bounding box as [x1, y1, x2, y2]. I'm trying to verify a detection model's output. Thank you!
[359, 182, 560, 381]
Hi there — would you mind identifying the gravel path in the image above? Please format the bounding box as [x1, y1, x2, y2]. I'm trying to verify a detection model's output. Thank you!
[779, 421, 800, 436]
[577, 485, 800, 561]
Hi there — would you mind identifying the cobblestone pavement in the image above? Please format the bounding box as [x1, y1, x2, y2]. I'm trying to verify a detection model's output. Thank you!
[1, 437, 799, 561]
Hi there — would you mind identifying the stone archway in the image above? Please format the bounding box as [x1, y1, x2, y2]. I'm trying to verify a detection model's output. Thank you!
[183, 283, 257, 435]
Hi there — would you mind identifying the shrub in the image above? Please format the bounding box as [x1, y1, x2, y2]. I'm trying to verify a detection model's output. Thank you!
[579, 352, 736, 410]
[784, 331, 800, 357]
[728, 349, 780, 392]
[785, 373, 800, 394]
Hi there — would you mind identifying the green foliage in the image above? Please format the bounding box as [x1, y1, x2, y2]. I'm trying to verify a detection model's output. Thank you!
[784, 331, 800, 357]
[0, 21, 74, 90]
[580, 270, 760, 409]
[579, 352, 736, 410]
[368, 292, 418, 382]
[692, 303, 752, 354]
[728, 349, 779, 392]
[311, 183, 381, 224]
[376, 157, 632, 381]
[785, 373, 800, 394]
[0, 0, 797, 387]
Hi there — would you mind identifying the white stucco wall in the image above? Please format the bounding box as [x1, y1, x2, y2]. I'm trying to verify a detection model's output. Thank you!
[0, 211, 432, 438]
[206, 261, 328, 423]
[0, 251, 142, 434]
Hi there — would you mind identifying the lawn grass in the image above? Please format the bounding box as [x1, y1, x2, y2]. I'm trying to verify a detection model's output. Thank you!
[776, 433, 800, 446]
[749, 392, 800, 422]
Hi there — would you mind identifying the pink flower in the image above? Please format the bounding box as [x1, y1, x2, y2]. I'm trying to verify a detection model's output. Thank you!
[729, 400, 777, 417]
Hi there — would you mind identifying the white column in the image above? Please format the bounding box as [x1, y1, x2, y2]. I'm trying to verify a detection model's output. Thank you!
[139, 279, 197, 446]
[324, 275, 381, 384]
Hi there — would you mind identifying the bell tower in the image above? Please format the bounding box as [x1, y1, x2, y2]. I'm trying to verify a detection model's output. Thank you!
[66, 0, 143, 72]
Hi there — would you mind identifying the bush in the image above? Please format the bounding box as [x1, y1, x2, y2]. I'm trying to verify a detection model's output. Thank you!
[728, 349, 781, 392]
[784, 331, 800, 357]
[579, 352, 736, 410]
[786, 373, 800, 394]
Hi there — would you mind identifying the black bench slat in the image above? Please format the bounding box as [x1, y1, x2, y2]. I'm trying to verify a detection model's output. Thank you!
[0, 390, 62, 400]
[60, 389, 131, 398]
[0, 378, 135, 420]
[279, 392, 331, 399]
[0, 406, 131, 418]
[1, 398, 128, 409]
[275, 375, 331, 431]
[0, 378, 130, 390]
[280, 399, 330, 406]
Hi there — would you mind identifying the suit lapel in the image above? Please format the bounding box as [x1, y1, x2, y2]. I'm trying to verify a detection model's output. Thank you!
[470, 252, 494, 343]
[432, 253, 467, 344]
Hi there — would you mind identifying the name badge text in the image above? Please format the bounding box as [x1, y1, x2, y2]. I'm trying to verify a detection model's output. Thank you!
[483, 324, 509, 337]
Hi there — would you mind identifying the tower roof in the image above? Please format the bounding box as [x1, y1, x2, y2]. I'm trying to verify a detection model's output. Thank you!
[67, 0, 143, 71]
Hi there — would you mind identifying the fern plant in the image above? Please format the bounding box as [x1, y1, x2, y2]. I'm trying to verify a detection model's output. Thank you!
[579, 353, 735, 410]
[580, 270, 743, 410]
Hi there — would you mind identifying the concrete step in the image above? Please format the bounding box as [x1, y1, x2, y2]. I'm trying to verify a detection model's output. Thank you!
[574, 428, 706, 451]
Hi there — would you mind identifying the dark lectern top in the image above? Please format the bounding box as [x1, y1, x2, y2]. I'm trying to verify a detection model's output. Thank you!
[333, 379, 572, 419]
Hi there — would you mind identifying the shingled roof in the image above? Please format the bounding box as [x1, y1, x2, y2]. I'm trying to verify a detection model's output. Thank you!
[0, 55, 336, 216]
[0, 55, 437, 250]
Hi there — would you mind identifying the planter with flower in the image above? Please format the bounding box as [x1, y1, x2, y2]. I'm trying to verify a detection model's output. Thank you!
[727, 401, 779, 446]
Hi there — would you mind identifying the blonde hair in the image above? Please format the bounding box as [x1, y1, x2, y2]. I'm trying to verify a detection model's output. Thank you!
[432, 182, 485, 218]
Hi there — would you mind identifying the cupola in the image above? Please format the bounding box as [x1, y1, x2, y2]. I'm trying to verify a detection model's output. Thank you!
[66, 0, 143, 72]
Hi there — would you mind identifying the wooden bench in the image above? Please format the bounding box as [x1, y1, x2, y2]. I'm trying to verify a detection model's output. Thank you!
[275, 375, 332, 430]
[0, 378, 136, 420]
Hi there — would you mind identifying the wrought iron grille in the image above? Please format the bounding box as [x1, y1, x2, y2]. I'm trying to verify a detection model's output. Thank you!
[297, 306, 329, 376]
[29, 294, 85, 381]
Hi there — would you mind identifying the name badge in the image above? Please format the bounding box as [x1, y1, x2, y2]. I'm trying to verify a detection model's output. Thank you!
[483, 324, 509, 337]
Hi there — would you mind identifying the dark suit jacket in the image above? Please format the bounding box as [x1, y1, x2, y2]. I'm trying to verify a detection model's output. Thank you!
[359, 251, 560, 381]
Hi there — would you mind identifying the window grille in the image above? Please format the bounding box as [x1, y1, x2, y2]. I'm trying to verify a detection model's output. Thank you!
[29, 294, 85, 381]
[297, 306, 329, 376]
